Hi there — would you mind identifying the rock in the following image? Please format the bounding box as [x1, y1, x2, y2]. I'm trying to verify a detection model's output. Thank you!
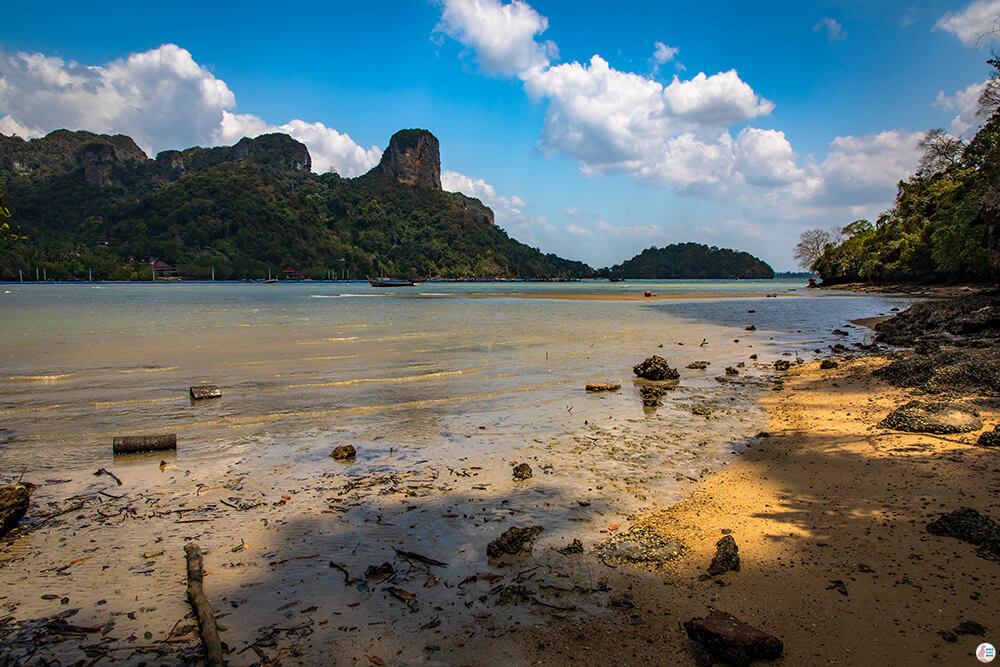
[832, 329, 849, 336]
[954, 620, 987, 636]
[495, 585, 530, 605]
[372, 129, 442, 189]
[873, 348, 1000, 396]
[724, 366, 739, 376]
[774, 359, 791, 371]
[820, 359, 839, 369]
[77, 142, 116, 187]
[708, 535, 740, 576]
[977, 425, 1000, 447]
[0, 483, 33, 538]
[512, 463, 532, 480]
[632, 355, 679, 380]
[330, 445, 357, 460]
[684, 610, 783, 665]
[744, 325, 756, 331]
[640, 385, 667, 407]
[364, 562, 395, 579]
[558, 539, 584, 554]
[487, 525, 543, 559]
[189, 385, 221, 400]
[878, 400, 982, 434]
[692, 406, 712, 416]
[585, 382, 621, 392]
[231, 134, 311, 172]
[831, 343, 848, 352]
[749, 353, 758, 360]
[686, 361, 710, 370]
[927, 507, 1000, 561]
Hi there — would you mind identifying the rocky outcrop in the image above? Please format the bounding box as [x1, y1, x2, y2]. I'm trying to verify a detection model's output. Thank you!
[708, 535, 740, 575]
[450, 192, 494, 225]
[156, 150, 185, 171]
[878, 400, 982, 434]
[231, 134, 311, 172]
[373, 129, 441, 190]
[633, 355, 679, 380]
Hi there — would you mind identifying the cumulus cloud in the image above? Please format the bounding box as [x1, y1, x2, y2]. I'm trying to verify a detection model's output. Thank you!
[813, 17, 847, 41]
[441, 170, 528, 228]
[0, 43, 383, 177]
[652, 42, 679, 65]
[935, 0, 1000, 46]
[435, 0, 557, 74]
[0, 44, 235, 155]
[813, 130, 923, 205]
[216, 112, 381, 176]
[935, 80, 988, 136]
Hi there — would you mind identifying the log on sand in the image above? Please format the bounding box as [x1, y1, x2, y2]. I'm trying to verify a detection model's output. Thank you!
[184, 542, 224, 666]
[112, 434, 177, 455]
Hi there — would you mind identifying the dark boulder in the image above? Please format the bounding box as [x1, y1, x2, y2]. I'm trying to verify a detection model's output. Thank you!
[774, 359, 791, 371]
[330, 445, 357, 460]
[633, 355, 679, 381]
[708, 535, 740, 576]
[640, 385, 667, 407]
[512, 463, 532, 480]
[684, 610, 783, 665]
[820, 359, 839, 369]
[878, 400, 982, 434]
[686, 361, 710, 370]
[926, 507, 1000, 561]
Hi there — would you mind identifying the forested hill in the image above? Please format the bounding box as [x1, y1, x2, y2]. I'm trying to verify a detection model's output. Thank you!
[0, 128, 591, 280]
[599, 243, 774, 279]
[807, 59, 1000, 285]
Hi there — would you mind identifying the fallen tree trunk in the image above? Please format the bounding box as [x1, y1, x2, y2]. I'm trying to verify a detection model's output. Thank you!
[112, 434, 177, 455]
[184, 542, 224, 666]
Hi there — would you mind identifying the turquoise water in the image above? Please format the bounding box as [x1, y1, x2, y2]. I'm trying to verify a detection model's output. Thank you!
[0, 279, 907, 473]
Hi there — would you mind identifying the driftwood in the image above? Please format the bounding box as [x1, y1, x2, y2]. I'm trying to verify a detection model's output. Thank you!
[113, 434, 177, 454]
[184, 542, 224, 666]
[0, 483, 33, 538]
[190, 385, 222, 400]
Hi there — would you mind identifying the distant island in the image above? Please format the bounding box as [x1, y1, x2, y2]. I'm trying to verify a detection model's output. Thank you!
[0, 128, 771, 281]
[599, 243, 773, 280]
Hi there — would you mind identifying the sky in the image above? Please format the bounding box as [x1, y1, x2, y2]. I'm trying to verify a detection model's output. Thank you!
[0, 0, 996, 270]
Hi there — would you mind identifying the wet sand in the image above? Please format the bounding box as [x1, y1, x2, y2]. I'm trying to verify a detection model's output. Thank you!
[472, 356, 1000, 665]
[407, 292, 799, 301]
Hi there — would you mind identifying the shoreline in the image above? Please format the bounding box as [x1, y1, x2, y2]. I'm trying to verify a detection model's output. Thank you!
[471, 355, 1000, 665]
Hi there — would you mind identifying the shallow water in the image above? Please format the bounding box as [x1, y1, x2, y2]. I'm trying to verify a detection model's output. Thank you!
[0, 280, 912, 664]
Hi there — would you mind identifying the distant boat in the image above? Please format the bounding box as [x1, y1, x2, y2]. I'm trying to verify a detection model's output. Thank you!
[368, 278, 415, 287]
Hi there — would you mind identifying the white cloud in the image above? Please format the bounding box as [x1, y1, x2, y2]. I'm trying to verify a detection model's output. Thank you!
[441, 169, 526, 228]
[935, 0, 1000, 46]
[0, 44, 383, 177]
[436, 0, 557, 75]
[0, 44, 235, 155]
[813, 17, 847, 41]
[934, 80, 988, 137]
[734, 128, 806, 187]
[215, 112, 381, 176]
[813, 130, 923, 205]
[652, 42, 679, 65]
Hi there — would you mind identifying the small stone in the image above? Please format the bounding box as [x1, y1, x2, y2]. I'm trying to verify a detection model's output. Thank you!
[487, 526, 543, 559]
[820, 359, 839, 369]
[686, 361, 710, 370]
[0, 483, 33, 538]
[364, 562, 395, 579]
[724, 367, 739, 376]
[512, 463, 532, 480]
[558, 539, 584, 554]
[330, 445, 356, 461]
[774, 359, 791, 371]
[189, 385, 222, 400]
[640, 385, 667, 407]
[708, 535, 740, 576]
[744, 325, 756, 331]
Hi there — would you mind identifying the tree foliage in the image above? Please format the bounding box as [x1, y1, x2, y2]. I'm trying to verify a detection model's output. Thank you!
[598, 243, 773, 279]
[0, 130, 591, 281]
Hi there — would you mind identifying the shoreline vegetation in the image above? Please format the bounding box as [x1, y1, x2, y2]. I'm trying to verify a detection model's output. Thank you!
[1, 284, 997, 664]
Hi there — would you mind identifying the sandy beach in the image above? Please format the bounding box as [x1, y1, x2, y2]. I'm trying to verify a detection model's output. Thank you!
[467, 355, 1000, 665]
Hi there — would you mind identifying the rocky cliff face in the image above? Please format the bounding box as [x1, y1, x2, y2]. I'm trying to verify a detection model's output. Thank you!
[232, 134, 311, 172]
[373, 129, 441, 190]
[77, 143, 116, 187]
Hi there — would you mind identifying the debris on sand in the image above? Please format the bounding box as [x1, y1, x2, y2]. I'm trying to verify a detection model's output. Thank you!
[487, 526, 544, 559]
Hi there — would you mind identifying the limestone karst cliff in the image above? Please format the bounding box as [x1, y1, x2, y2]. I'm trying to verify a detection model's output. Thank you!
[371, 129, 441, 190]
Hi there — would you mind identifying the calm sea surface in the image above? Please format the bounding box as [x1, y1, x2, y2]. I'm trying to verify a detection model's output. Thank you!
[0, 279, 908, 474]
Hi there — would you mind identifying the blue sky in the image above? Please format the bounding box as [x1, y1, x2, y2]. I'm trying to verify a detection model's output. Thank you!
[1, 0, 996, 270]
